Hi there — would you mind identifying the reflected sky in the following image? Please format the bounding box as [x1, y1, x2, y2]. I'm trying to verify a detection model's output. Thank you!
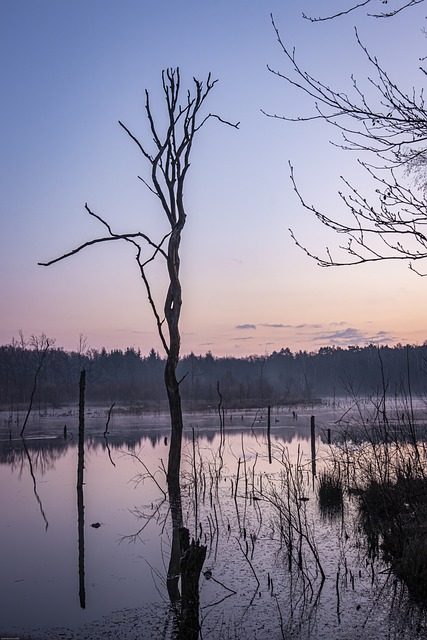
[1, 406, 427, 639]
[1, 433, 172, 634]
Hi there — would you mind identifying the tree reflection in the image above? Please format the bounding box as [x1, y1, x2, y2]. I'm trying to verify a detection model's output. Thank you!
[77, 370, 86, 609]
[0, 437, 69, 474]
[77, 454, 85, 609]
[21, 437, 49, 530]
[123, 453, 206, 638]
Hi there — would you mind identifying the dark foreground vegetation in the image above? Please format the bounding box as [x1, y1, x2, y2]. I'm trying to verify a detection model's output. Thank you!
[322, 403, 427, 604]
[1, 337, 427, 411]
[360, 474, 427, 600]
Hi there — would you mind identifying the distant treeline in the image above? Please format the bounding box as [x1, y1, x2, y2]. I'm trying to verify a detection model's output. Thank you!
[1, 341, 426, 411]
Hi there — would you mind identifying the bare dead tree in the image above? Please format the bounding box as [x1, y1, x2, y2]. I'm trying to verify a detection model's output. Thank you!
[20, 333, 52, 437]
[266, 11, 427, 275]
[39, 68, 238, 490]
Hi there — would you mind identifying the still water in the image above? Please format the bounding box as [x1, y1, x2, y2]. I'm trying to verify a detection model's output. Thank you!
[1, 405, 426, 639]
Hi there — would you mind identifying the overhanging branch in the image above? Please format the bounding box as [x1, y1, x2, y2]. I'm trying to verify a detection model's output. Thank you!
[38, 206, 168, 267]
[302, 0, 424, 21]
[269, 12, 427, 274]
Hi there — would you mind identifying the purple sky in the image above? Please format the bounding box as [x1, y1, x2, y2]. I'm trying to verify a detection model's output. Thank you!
[1, 0, 426, 356]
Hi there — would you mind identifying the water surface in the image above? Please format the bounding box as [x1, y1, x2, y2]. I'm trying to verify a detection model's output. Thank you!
[1, 404, 426, 639]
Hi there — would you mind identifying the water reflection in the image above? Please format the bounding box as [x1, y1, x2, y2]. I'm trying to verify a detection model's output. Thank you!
[77, 383, 86, 609]
[123, 448, 207, 637]
[0, 436, 70, 469]
[1, 407, 427, 639]
[21, 437, 49, 530]
[77, 449, 85, 609]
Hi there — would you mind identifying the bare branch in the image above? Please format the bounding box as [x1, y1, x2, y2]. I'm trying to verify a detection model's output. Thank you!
[269, 13, 427, 274]
[38, 206, 168, 267]
[288, 163, 427, 270]
[302, 0, 372, 22]
[368, 0, 424, 18]
[267, 18, 427, 162]
[195, 112, 240, 132]
[302, 0, 424, 21]
[131, 240, 170, 355]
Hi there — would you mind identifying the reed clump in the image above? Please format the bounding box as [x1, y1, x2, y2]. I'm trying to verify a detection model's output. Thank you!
[317, 468, 343, 520]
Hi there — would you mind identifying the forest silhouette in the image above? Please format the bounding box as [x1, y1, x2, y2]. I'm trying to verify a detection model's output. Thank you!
[1, 340, 426, 411]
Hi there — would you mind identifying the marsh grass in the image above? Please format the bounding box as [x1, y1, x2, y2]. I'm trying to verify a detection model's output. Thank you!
[317, 468, 344, 520]
[328, 383, 427, 602]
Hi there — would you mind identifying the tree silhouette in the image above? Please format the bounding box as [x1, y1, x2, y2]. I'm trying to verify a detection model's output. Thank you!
[40, 68, 238, 489]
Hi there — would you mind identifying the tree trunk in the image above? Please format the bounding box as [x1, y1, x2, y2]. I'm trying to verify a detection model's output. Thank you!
[166, 483, 206, 639]
[165, 226, 184, 492]
[180, 536, 207, 639]
[165, 357, 184, 490]
[166, 481, 184, 603]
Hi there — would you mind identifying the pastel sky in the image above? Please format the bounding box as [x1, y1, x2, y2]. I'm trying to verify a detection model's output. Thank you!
[1, 0, 426, 357]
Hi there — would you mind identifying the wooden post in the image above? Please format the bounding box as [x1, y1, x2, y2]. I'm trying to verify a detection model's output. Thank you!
[310, 415, 316, 477]
[234, 458, 241, 500]
[267, 405, 272, 464]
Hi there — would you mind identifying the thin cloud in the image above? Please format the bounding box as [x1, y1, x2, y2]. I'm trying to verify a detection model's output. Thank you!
[260, 323, 289, 329]
[366, 331, 397, 344]
[313, 327, 364, 342]
[311, 327, 395, 346]
[238, 322, 340, 331]
[295, 323, 322, 330]
[260, 323, 324, 329]
[234, 321, 396, 350]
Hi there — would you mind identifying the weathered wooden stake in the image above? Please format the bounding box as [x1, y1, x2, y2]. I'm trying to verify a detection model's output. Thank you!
[310, 415, 316, 477]
[234, 458, 241, 500]
[267, 405, 272, 464]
